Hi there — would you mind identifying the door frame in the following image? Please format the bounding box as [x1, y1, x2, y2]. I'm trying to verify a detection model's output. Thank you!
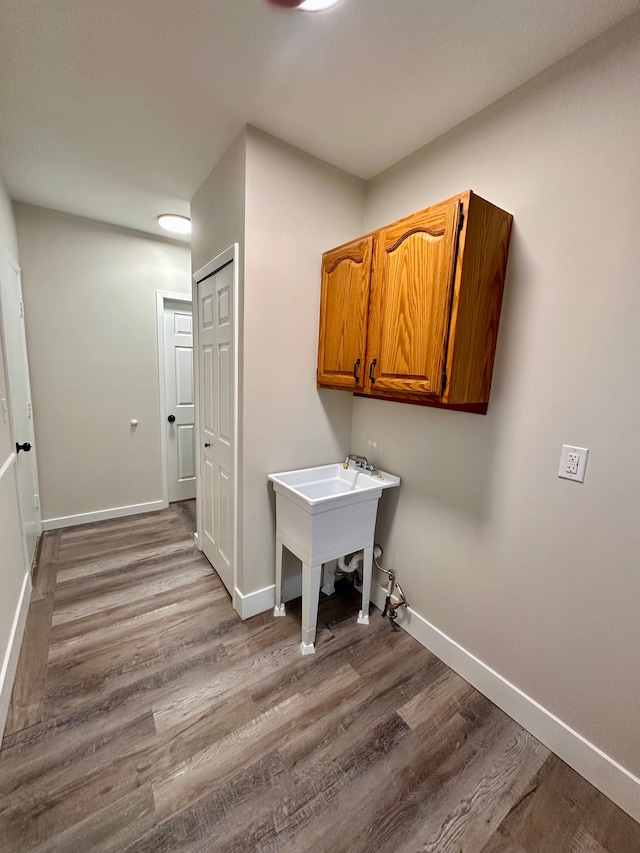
[155, 290, 193, 510]
[0, 246, 42, 567]
[192, 245, 240, 611]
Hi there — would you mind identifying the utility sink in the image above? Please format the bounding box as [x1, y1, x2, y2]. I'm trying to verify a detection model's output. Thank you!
[268, 462, 400, 655]
[268, 463, 399, 511]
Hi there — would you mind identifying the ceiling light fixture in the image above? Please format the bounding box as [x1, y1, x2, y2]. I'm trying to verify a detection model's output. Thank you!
[157, 214, 191, 235]
[265, 0, 344, 10]
[298, 0, 344, 10]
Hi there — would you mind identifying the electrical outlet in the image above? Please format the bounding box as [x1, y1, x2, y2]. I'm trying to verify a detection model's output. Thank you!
[558, 445, 589, 482]
[566, 452, 579, 475]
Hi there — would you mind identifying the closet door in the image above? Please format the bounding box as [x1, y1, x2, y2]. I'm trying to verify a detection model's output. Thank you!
[317, 236, 373, 391]
[365, 199, 460, 398]
[197, 257, 236, 597]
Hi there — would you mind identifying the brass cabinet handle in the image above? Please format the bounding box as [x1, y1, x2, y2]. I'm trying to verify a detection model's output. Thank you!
[369, 358, 377, 384]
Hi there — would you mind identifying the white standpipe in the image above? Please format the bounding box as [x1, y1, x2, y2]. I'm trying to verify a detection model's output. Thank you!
[323, 545, 384, 595]
[337, 544, 382, 574]
[323, 543, 409, 627]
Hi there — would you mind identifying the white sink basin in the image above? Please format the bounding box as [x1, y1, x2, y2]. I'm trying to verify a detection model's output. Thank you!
[268, 463, 400, 514]
[268, 461, 400, 656]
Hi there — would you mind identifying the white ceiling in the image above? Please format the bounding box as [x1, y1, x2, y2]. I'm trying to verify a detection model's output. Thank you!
[1, 0, 638, 242]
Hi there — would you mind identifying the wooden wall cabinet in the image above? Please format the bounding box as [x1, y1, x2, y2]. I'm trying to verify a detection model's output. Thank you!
[316, 190, 513, 414]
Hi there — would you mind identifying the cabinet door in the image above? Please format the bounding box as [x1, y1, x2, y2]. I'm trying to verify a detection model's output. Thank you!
[317, 236, 373, 390]
[366, 200, 460, 398]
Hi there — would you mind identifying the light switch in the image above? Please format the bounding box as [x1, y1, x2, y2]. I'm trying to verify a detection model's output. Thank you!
[558, 445, 589, 483]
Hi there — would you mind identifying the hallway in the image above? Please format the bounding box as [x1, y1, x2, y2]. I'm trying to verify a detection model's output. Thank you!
[1, 507, 639, 852]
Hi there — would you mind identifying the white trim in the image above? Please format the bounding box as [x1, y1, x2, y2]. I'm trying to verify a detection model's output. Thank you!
[29, 532, 41, 573]
[0, 244, 20, 274]
[0, 450, 17, 482]
[156, 290, 193, 509]
[0, 254, 42, 564]
[42, 499, 165, 531]
[234, 575, 303, 621]
[234, 585, 275, 621]
[0, 571, 31, 744]
[192, 244, 237, 283]
[193, 245, 240, 614]
[369, 580, 640, 825]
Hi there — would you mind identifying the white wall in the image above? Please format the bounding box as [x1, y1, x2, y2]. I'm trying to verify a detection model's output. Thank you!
[242, 128, 363, 594]
[15, 205, 191, 524]
[190, 127, 363, 598]
[0, 180, 19, 262]
[353, 14, 640, 788]
[191, 128, 247, 275]
[191, 128, 248, 584]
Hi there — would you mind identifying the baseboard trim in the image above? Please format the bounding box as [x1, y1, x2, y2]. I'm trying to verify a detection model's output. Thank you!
[234, 584, 275, 621]
[42, 500, 167, 531]
[234, 575, 302, 621]
[369, 581, 640, 824]
[0, 571, 32, 743]
[30, 532, 43, 574]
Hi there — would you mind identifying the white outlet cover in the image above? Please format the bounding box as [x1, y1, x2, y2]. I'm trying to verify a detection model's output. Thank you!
[558, 445, 589, 482]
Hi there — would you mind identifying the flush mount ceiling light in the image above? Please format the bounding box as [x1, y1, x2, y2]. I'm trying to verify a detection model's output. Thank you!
[299, 0, 344, 9]
[157, 214, 191, 235]
[265, 0, 344, 10]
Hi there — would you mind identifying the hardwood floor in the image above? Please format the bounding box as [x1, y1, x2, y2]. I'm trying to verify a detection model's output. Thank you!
[170, 499, 196, 534]
[1, 504, 639, 853]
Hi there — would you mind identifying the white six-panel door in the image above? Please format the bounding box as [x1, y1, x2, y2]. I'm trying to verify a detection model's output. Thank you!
[197, 259, 235, 596]
[163, 300, 196, 503]
[0, 251, 41, 566]
[0, 329, 31, 738]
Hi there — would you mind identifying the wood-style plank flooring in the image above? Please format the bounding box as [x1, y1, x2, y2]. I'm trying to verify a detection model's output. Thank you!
[2, 501, 639, 852]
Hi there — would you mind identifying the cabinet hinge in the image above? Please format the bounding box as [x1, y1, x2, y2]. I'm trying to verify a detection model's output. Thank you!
[19, 301, 24, 318]
[34, 494, 40, 511]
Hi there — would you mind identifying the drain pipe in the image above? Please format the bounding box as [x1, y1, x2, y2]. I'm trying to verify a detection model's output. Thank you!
[337, 554, 352, 573]
[329, 546, 383, 593]
[334, 545, 409, 626]
[337, 545, 382, 573]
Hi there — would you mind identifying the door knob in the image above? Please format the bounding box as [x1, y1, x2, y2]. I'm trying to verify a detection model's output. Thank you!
[204, 443, 211, 448]
[16, 442, 32, 453]
[167, 415, 176, 423]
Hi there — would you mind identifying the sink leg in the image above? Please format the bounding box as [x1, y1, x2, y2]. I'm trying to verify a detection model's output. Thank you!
[273, 537, 286, 617]
[357, 545, 373, 625]
[301, 561, 322, 655]
[321, 559, 336, 596]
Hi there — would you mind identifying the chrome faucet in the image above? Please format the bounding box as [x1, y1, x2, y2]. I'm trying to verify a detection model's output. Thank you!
[344, 453, 378, 474]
